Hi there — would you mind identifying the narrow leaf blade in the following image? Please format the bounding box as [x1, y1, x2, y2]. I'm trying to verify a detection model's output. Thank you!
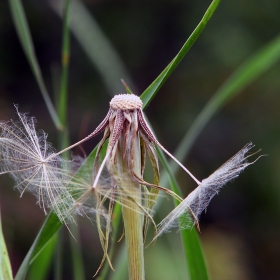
[157, 147, 208, 280]
[28, 234, 57, 280]
[8, 0, 62, 129]
[173, 33, 280, 164]
[141, 0, 221, 109]
[50, 0, 134, 95]
[15, 213, 62, 280]
[0, 214, 13, 280]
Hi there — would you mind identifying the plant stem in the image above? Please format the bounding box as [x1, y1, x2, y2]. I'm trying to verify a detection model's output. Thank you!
[116, 131, 145, 280]
[122, 195, 144, 280]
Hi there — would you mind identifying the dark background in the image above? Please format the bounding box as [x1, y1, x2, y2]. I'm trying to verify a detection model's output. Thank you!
[0, 0, 280, 279]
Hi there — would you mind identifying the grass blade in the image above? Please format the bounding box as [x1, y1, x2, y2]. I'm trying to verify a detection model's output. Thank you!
[50, 0, 134, 95]
[15, 213, 62, 280]
[58, 0, 71, 127]
[156, 147, 208, 280]
[28, 235, 57, 280]
[58, 1, 86, 277]
[172, 33, 280, 165]
[141, 0, 221, 109]
[57, 0, 87, 278]
[8, 0, 62, 130]
[54, 233, 63, 280]
[69, 224, 85, 280]
[0, 214, 13, 280]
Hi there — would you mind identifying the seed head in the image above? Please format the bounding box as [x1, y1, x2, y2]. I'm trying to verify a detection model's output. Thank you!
[109, 94, 143, 110]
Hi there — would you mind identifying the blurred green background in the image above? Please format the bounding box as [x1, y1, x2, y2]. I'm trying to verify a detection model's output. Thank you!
[0, 0, 280, 279]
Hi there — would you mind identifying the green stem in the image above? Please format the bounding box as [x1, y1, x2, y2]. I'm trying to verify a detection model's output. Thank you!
[58, 0, 71, 127]
[8, 0, 62, 129]
[117, 132, 145, 280]
[122, 196, 144, 280]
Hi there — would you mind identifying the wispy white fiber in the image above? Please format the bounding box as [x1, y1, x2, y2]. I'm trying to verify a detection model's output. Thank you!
[155, 143, 259, 238]
[0, 107, 75, 222]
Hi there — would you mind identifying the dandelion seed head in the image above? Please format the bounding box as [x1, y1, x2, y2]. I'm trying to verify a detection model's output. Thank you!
[0, 107, 74, 220]
[110, 94, 142, 110]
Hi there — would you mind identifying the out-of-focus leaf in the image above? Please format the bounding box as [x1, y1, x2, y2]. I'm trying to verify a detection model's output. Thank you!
[141, 0, 221, 109]
[28, 234, 57, 280]
[8, 0, 62, 129]
[15, 213, 62, 280]
[157, 147, 208, 280]
[50, 0, 134, 95]
[173, 33, 280, 166]
[0, 214, 13, 280]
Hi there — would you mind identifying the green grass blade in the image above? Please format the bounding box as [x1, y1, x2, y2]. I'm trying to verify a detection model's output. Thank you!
[28, 234, 57, 280]
[0, 214, 13, 280]
[108, 245, 128, 280]
[50, 0, 134, 95]
[58, 0, 71, 127]
[173, 34, 280, 165]
[57, 1, 86, 278]
[156, 147, 208, 280]
[69, 224, 85, 280]
[54, 233, 63, 280]
[141, 0, 221, 109]
[8, 0, 62, 130]
[15, 213, 62, 280]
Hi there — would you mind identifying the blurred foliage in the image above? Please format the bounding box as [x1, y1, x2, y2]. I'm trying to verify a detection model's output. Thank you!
[0, 0, 280, 279]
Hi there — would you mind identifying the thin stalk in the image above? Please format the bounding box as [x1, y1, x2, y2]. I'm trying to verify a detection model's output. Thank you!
[68, 225, 85, 280]
[59, 1, 85, 279]
[116, 133, 145, 280]
[54, 233, 63, 280]
[54, 1, 72, 279]
[58, 0, 71, 127]
[50, 0, 134, 95]
[8, 0, 62, 130]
